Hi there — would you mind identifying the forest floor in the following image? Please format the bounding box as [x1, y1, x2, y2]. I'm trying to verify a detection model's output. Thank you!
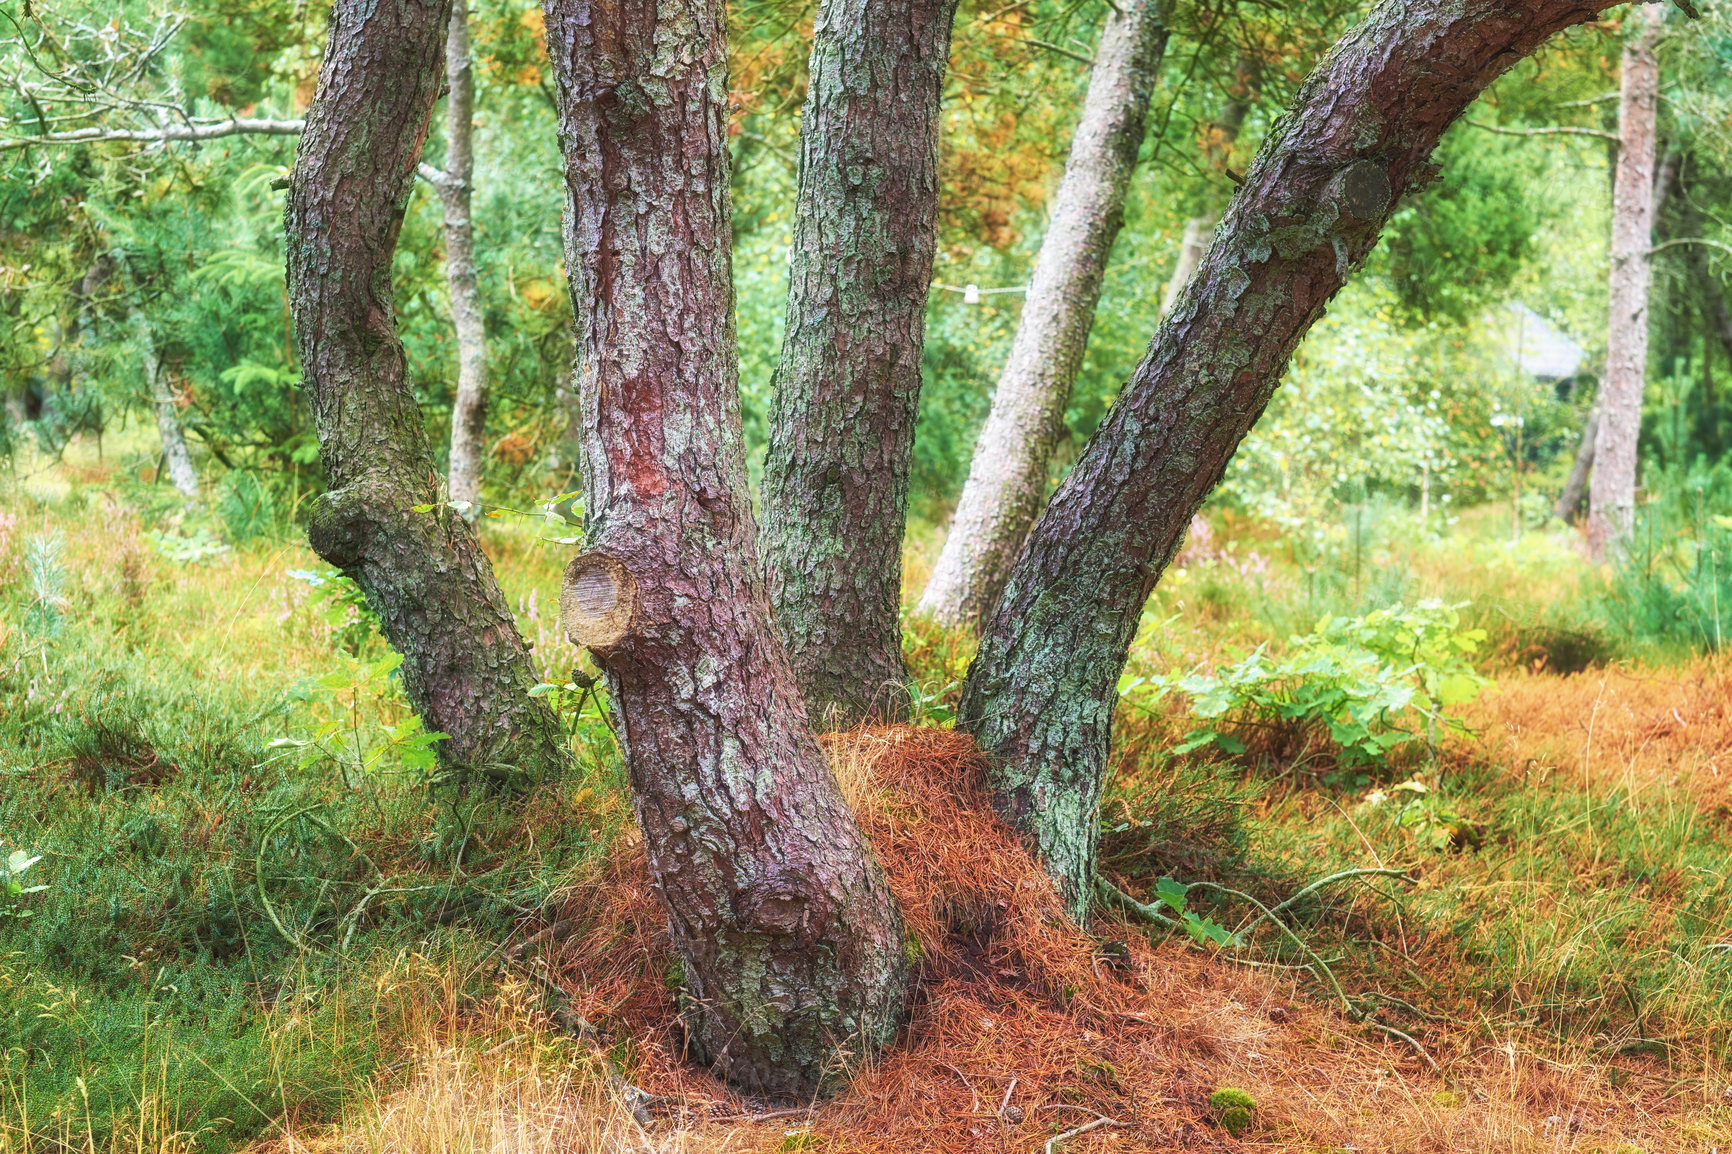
[2, 442, 1730, 1152]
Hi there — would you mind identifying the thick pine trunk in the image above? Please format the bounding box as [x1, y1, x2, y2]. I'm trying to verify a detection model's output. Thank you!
[133, 311, 199, 497]
[757, 0, 960, 726]
[917, 0, 1167, 631]
[959, 0, 1619, 920]
[286, 0, 568, 787]
[541, 0, 908, 1098]
[436, 0, 489, 513]
[1587, 4, 1663, 561]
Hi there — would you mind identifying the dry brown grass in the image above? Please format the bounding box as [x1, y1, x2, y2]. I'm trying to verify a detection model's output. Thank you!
[1460, 659, 1732, 805]
[278, 727, 1718, 1153]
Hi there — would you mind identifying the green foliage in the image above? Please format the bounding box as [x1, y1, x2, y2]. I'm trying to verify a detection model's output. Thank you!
[1597, 461, 1732, 654]
[1382, 130, 1536, 325]
[21, 532, 68, 637]
[1133, 601, 1487, 773]
[286, 567, 380, 653]
[1209, 1087, 1257, 1136]
[1149, 876, 1241, 948]
[269, 652, 448, 788]
[1, 845, 48, 918]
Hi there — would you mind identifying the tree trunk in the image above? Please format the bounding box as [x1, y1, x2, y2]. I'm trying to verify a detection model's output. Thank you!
[756, 0, 960, 727]
[916, 0, 1167, 631]
[134, 311, 199, 497]
[436, 0, 489, 514]
[1160, 91, 1251, 316]
[958, 0, 1621, 921]
[285, 0, 569, 787]
[542, 0, 908, 1098]
[1554, 408, 1598, 521]
[1587, 4, 1663, 562]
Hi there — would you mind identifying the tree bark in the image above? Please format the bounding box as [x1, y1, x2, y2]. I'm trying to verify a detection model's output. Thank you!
[435, 0, 489, 514]
[542, 0, 908, 1098]
[917, 0, 1168, 631]
[1554, 408, 1598, 521]
[133, 311, 199, 497]
[958, 0, 1621, 921]
[285, 0, 569, 786]
[1587, 4, 1663, 561]
[756, 0, 960, 727]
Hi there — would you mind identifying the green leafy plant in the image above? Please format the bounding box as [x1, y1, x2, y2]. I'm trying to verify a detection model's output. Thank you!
[147, 527, 232, 564]
[287, 567, 380, 653]
[22, 532, 69, 637]
[2, 844, 48, 918]
[1133, 601, 1487, 773]
[1208, 1087, 1257, 1136]
[1368, 780, 1484, 852]
[530, 667, 617, 748]
[1149, 877, 1242, 949]
[268, 652, 447, 788]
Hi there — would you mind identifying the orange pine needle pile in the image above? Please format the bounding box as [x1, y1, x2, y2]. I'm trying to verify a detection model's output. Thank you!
[526, 726, 1700, 1152]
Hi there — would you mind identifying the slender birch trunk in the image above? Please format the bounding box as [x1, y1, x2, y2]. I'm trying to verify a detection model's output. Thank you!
[133, 311, 199, 497]
[286, 0, 569, 787]
[959, 0, 1621, 920]
[755, 0, 960, 726]
[1160, 92, 1251, 315]
[435, 0, 489, 512]
[542, 0, 908, 1097]
[1588, 3, 1664, 561]
[917, 0, 1168, 630]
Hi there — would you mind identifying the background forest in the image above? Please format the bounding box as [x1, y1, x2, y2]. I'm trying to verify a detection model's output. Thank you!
[2, 0, 1732, 1151]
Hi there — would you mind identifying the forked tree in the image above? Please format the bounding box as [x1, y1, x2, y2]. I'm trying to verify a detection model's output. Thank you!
[958, 0, 1628, 920]
[757, 0, 961, 726]
[539, 0, 908, 1097]
[285, 0, 569, 787]
[285, 0, 1648, 1100]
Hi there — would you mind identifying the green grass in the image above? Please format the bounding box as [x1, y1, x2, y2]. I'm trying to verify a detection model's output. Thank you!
[0, 442, 626, 1151]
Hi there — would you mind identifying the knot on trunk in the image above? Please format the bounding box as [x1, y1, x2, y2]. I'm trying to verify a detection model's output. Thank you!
[1331, 159, 1391, 222]
[561, 551, 637, 650]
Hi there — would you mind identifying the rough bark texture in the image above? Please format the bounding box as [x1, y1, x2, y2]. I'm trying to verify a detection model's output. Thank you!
[1587, 4, 1663, 561]
[1554, 408, 1599, 521]
[917, 0, 1167, 631]
[134, 311, 199, 497]
[756, 0, 960, 727]
[285, 0, 569, 786]
[958, 0, 1620, 921]
[436, 0, 490, 512]
[541, 0, 908, 1098]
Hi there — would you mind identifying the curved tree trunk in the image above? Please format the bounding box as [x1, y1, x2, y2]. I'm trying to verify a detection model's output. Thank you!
[757, 0, 960, 727]
[436, 0, 489, 514]
[1587, 4, 1663, 561]
[286, 0, 569, 787]
[133, 310, 199, 497]
[959, 0, 1621, 921]
[917, 0, 1167, 631]
[542, 0, 908, 1098]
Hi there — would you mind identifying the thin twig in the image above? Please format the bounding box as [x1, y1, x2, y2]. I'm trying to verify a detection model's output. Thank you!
[1044, 1114, 1125, 1153]
[1367, 1021, 1442, 1074]
[1463, 119, 1617, 143]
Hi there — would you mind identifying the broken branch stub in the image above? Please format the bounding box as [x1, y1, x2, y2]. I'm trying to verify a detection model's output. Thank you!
[561, 553, 636, 650]
[1335, 160, 1392, 221]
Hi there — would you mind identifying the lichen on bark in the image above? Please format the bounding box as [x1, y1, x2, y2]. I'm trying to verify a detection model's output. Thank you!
[542, 0, 909, 1098]
[285, 0, 568, 788]
[757, 0, 960, 728]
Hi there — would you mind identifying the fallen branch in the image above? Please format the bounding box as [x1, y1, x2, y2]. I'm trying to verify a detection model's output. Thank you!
[1044, 1113, 1125, 1153]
